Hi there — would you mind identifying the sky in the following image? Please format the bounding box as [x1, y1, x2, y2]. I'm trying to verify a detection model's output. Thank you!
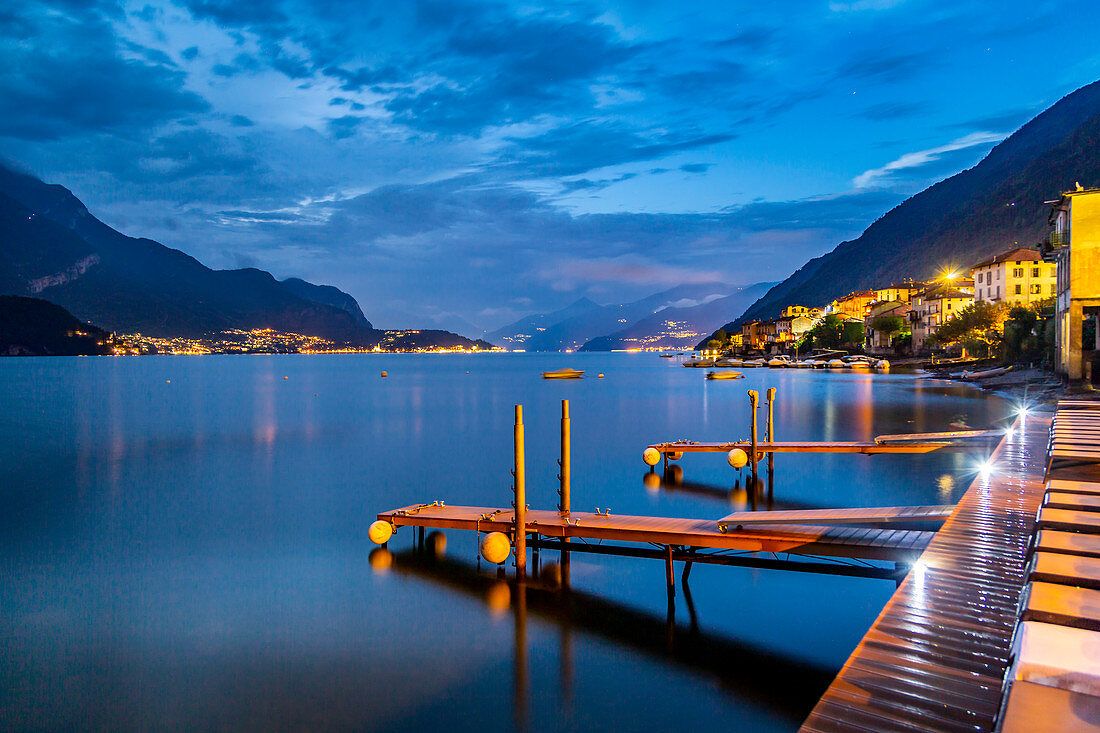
[3, 0, 1100, 333]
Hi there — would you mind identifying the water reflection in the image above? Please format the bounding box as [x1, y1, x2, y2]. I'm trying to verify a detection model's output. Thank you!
[391, 549, 835, 728]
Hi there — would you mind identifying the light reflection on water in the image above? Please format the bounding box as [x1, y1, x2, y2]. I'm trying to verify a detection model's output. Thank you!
[0, 353, 1008, 731]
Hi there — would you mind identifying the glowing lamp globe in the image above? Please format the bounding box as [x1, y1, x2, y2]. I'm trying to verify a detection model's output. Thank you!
[668, 451, 683, 461]
[727, 448, 748, 469]
[368, 520, 393, 545]
[480, 532, 511, 564]
[642, 447, 661, 466]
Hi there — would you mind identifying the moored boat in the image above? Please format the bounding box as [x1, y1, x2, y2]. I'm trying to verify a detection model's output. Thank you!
[542, 367, 584, 379]
[706, 370, 744, 380]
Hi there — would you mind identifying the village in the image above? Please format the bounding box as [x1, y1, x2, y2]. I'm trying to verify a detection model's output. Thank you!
[705, 186, 1100, 383]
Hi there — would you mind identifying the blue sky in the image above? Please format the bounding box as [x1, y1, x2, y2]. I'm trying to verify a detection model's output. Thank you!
[3, 0, 1099, 331]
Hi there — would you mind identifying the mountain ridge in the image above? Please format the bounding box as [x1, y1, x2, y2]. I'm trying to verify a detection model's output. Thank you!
[723, 79, 1100, 333]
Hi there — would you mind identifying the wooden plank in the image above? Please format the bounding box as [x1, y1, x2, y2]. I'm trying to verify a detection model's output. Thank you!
[1035, 530, 1100, 559]
[717, 505, 952, 530]
[1022, 581, 1100, 631]
[1029, 552, 1100, 590]
[1046, 492, 1100, 512]
[1037, 507, 1100, 533]
[1047, 479, 1100, 495]
[998, 681, 1100, 733]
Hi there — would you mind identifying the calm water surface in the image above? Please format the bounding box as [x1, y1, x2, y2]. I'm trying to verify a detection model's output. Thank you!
[0, 353, 1010, 731]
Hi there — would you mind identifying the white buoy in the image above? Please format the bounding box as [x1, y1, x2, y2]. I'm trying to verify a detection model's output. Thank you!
[643, 447, 661, 466]
[727, 448, 748, 468]
[368, 520, 393, 544]
[480, 531, 511, 564]
[668, 451, 683, 461]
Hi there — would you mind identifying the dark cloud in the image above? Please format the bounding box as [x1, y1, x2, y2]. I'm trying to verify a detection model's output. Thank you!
[229, 114, 254, 127]
[497, 120, 735, 178]
[0, 3, 207, 141]
[680, 163, 712, 174]
[181, 45, 200, 60]
[326, 115, 364, 139]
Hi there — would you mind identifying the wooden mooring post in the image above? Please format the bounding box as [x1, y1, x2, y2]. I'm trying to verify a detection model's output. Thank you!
[558, 399, 571, 589]
[748, 390, 759, 488]
[766, 387, 776, 498]
[514, 404, 527, 581]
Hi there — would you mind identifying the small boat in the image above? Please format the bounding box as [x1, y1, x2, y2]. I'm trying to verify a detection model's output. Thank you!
[682, 358, 715, 368]
[715, 358, 743, 367]
[543, 368, 584, 379]
[875, 359, 890, 370]
[741, 359, 765, 368]
[767, 356, 792, 368]
[844, 355, 875, 369]
[660, 353, 674, 358]
[960, 365, 1011, 380]
[827, 359, 846, 368]
[706, 370, 744, 380]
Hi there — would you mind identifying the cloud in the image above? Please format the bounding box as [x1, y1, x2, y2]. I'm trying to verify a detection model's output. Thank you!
[853, 131, 1006, 188]
[0, 3, 207, 141]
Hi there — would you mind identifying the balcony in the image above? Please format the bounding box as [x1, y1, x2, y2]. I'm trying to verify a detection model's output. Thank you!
[1040, 230, 1069, 262]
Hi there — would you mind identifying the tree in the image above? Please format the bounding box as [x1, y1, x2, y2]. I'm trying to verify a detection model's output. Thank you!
[841, 321, 865, 347]
[930, 301, 1008, 358]
[870, 314, 905, 338]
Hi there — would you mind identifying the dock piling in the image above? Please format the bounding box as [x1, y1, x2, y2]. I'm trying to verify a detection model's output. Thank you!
[664, 545, 675, 600]
[748, 390, 759, 487]
[766, 387, 776, 489]
[514, 404, 527, 581]
[559, 399, 571, 589]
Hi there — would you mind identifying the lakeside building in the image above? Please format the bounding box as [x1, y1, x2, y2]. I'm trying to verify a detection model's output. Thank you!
[780, 305, 823, 319]
[864, 300, 911, 353]
[874, 281, 926, 305]
[1044, 186, 1100, 380]
[827, 290, 877, 320]
[909, 285, 973, 352]
[971, 247, 1056, 306]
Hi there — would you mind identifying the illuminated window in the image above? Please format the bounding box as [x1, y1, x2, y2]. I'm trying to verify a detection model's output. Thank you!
[1032, 267, 1040, 277]
[1031, 284, 1041, 294]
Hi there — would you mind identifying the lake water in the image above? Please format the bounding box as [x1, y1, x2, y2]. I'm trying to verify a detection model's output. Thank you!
[0, 353, 1009, 731]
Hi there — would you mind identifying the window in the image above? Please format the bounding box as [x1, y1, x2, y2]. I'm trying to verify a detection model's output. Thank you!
[997, 269, 1001, 280]
[997, 286, 1000, 298]
[1015, 284, 1022, 294]
[1032, 267, 1040, 277]
[1031, 284, 1041, 295]
[1013, 267, 1024, 278]
[1051, 283, 1056, 295]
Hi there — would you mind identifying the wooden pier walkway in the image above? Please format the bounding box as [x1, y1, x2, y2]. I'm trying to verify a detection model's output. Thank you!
[717, 505, 952, 532]
[377, 504, 933, 562]
[800, 411, 1050, 732]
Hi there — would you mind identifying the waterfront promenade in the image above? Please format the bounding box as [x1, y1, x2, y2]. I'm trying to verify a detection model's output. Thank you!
[801, 406, 1091, 732]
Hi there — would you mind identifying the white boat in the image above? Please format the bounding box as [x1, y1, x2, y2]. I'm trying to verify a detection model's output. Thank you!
[960, 365, 1011, 380]
[767, 356, 792, 368]
[543, 367, 584, 379]
[827, 359, 846, 368]
[715, 358, 743, 367]
[682, 358, 715, 368]
[741, 359, 766, 367]
[875, 359, 891, 370]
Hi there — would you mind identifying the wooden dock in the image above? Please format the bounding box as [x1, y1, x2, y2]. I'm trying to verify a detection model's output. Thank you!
[717, 505, 952, 532]
[800, 411, 1050, 732]
[648, 440, 951, 456]
[377, 504, 933, 562]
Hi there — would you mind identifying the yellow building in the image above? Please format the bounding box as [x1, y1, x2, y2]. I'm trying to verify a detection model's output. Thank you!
[971, 248, 1056, 306]
[874, 282, 925, 304]
[828, 291, 876, 320]
[1045, 187, 1100, 380]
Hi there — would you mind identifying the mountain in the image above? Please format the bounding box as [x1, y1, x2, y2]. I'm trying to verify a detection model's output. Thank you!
[484, 297, 603, 349]
[0, 295, 112, 356]
[487, 286, 739, 351]
[0, 162, 490, 350]
[279, 277, 373, 328]
[580, 281, 776, 351]
[727, 79, 1100, 331]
